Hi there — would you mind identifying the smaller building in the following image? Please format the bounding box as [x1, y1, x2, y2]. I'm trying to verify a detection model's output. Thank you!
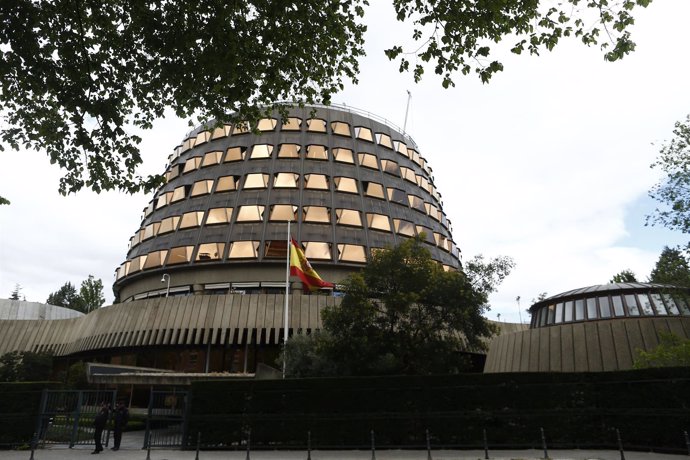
[485, 283, 690, 373]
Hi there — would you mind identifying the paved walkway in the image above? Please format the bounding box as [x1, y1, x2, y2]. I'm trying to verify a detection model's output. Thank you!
[3, 430, 686, 460]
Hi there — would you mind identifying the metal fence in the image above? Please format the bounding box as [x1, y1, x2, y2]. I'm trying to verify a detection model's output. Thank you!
[143, 390, 189, 449]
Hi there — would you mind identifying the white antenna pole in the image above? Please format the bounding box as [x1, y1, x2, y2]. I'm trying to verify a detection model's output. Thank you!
[282, 219, 291, 378]
[402, 90, 412, 134]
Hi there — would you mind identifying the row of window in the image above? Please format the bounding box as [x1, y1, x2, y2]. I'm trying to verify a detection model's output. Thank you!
[172, 117, 430, 173]
[129, 206, 455, 254]
[532, 291, 690, 327]
[165, 145, 438, 200]
[118, 241, 457, 280]
[148, 174, 449, 227]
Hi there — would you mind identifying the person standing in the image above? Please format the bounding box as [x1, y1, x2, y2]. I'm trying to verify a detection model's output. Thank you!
[111, 401, 129, 451]
[92, 402, 109, 454]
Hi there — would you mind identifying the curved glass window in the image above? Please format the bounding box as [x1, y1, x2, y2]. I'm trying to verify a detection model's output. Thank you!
[394, 219, 415, 237]
[281, 117, 302, 131]
[331, 121, 351, 136]
[216, 175, 239, 192]
[278, 144, 300, 158]
[128, 255, 146, 274]
[334, 177, 358, 194]
[165, 165, 180, 182]
[408, 149, 422, 165]
[191, 180, 214, 197]
[243, 173, 269, 189]
[250, 144, 273, 159]
[211, 124, 232, 139]
[116, 262, 130, 280]
[306, 118, 327, 132]
[304, 242, 332, 260]
[401, 167, 416, 183]
[196, 243, 225, 261]
[180, 211, 204, 229]
[269, 205, 298, 221]
[228, 241, 259, 259]
[206, 207, 233, 225]
[333, 148, 354, 164]
[376, 133, 393, 149]
[195, 131, 211, 146]
[387, 188, 407, 204]
[408, 195, 426, 212]
[153, 196, 165, 212]
[625, 294, 641, 316]
[338, 244, 366, 262]
[236, 205, 265, 222]
[394, 140, 408, 157]
[418, 176, 431, 193]
[256, 118, 277, 131]
[306, 145, 328, 160]
[367, 213, 391, 232]
[425, 203, 441, 221]
[265, 240, 288, 259]
[143, 250, 168, 269]
[183, 157, 203, 174]
[159, 216, 180, 234]
[142, 222, 160, 240]
[304, 174, 329, 190]
[202, 150, 223, 167]
[171, 185, 188, 203]
[273, 172, 299, 188]
[355, 126, 373, 142]
[336, 209, 362, 227]
[303, 206, 330, 223]
[233, 122, 250, 135]
[382, 159, 400, 176]
[167, 246, 194, 265]
[416, 226, 435, 243]
[364, 182, 385, 199]
[358, 153, 378, 169]
[225, 147, 246, 162]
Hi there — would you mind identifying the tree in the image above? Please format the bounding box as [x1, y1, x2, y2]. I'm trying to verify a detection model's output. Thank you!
[79, 275, 105, 313]
[633, 332, 690, 369]
[46, 281, 83, 312]
[610, 269, 638, 283]
[0, 351, 53, 382]
[648, 246, 690, 287]
[284, 237, 513, 376]
[0, 0, 649, 198]
[9, 284, 21, 300]
[648, 114, 690, 243]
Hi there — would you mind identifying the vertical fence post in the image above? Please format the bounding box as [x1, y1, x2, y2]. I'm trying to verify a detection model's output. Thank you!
[540, 427, 548, 459]
[684, 430, 690, 456]
[29, 432, 37, 460]
[616, 428, 625, 460]
[70, 391, 83, 448]
[145, 427, 151, 460]
[370, 429, 376, 460]
[425, 428, 432, 460]
[195, 431, 201, 460]
[245, 428, 251, 460]
[307, 430, 312, 460]
[483, 428, 489, 460]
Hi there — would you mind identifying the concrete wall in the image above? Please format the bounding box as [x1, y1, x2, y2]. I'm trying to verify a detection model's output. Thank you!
[484, 316, 690, 372]
[0, 299, 83, 320]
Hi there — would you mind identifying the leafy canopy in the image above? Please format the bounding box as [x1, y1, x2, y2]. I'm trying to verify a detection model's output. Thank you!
[1, 0, 650, 196]
[282, 236, 514, 376]
[648, 114, 690, 244]
[648, 246, 690, 288]
[633, 332, 690, 369]
[46, 275, 105, 313]
[610, 269, 638, 283]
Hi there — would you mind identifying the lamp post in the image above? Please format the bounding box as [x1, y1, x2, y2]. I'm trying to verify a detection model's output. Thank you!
[161, 273, 171, 298]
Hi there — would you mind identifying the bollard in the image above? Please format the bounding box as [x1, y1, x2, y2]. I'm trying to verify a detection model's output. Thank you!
[540, 427, 548, 459]
[246, 428, 251, 460]
[616, 429, 625, 460]
[426, 428, 432, 460]
[371, 429, 376, 460]
[483, 428, 489, 460]
[684, 430, 690, 456]
[307, 430, 312, 460]
[195, 431, 201, 460]
[29, 432, 37, 460]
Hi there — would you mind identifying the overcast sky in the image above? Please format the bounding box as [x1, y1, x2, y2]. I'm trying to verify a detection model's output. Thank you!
[1, 1, 689, 323]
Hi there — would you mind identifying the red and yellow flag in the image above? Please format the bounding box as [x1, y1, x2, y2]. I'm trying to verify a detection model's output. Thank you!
[289, 239, 334, 291]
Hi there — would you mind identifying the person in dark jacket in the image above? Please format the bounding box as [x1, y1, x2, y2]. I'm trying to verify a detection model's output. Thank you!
[92, 402, 109, 454]
[111, 401, 129, 451]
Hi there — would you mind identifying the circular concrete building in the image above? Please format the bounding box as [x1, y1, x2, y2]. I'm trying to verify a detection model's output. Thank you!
[114, 104, 461, 302]
[485, 283, 690, 373]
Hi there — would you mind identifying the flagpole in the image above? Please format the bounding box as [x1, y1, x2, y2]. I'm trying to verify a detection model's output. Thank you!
[282, 219, 291, 379]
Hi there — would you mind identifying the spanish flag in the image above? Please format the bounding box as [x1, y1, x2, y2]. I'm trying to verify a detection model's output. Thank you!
[289, 239, 334, 291]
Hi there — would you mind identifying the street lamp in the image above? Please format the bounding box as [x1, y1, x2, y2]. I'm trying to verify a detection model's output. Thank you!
[161, 273, 171, 298]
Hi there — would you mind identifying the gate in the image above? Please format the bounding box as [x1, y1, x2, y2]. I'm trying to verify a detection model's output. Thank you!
[37, 390, 116, 447]
[144, 390, 189, 449]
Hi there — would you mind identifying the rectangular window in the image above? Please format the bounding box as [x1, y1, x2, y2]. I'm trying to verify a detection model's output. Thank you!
[611, 295, 625, 316]
[638, 294, 654, 315]
[563, 300, 574, 322]
[574, 299, 584, 321]
[625, 294, 641, 316]
[196, 243, 225, 261]
[586, 298, 598, 319]
[650, 293, 667, 315]
[554, 303, 564, 323]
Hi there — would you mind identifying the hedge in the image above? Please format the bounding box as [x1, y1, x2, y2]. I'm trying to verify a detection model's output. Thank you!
[0, 382, 58, 448]
[187, 368, 690, 451]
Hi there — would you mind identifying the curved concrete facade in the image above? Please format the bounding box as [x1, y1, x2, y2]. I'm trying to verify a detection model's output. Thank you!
[0, 299, 84, 320]
[485, 315, 690, 373]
